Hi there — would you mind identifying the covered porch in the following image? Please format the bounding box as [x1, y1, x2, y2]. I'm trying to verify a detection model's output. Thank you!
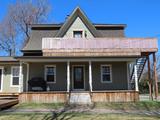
[17, 57, 140, 103]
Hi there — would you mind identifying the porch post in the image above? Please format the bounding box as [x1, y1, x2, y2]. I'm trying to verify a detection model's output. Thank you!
[26, 63, 29, 92]
[134, 65, 139, 91]
[147, 55, 153, 100]
[67, 61, 70, 92]
[153, 53, 158, 100]
[19, 62, 23, 93]
[89, 61, 93, 92]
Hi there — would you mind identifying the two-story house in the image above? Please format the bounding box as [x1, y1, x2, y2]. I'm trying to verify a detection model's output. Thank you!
[0, 7, 158, 104]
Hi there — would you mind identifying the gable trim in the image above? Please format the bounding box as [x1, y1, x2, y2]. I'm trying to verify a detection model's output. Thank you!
[55, 7, 101, 37]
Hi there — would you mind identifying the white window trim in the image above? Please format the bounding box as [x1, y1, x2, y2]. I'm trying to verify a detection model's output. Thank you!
[0, 67, 4, 92]
[73, 29, 83, 38]
[44, 65, 56, 83]
[10, 66, 20, 87]
[101, 64, 112, 83]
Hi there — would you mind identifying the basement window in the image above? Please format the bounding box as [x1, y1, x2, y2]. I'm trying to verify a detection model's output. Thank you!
[101, 65, 112, 83]
[73, 31, 83, 38]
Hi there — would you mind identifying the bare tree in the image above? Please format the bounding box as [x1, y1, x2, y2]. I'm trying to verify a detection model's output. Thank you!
[0, 0, 51, 55]
[0, 17, 17, 56]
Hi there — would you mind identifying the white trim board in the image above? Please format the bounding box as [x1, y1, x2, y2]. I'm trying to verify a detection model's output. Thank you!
[0, 67, 4, 92]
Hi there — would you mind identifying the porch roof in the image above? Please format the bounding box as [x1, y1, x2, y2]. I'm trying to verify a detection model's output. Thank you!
[42, 38, 158, 57]
[15, 56, 137, 62]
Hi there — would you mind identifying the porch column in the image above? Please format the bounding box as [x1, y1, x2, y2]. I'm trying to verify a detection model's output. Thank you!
[26, 63, 29, 92]
[153, 53, 158, 100]
[134, 65, 139, 91]
[67, 61, 70, 92]
[19, 62, 23, 93]
[89, 61, 93, 92]
[147, 55, 153, 100]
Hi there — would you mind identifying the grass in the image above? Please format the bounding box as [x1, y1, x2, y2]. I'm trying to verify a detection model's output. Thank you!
[13, 101, 160, 110]
[0, 101, 160, 120]
[93, 101, 160, 111]
[0, 113, 160, 120]
[13, 103, 65, 109]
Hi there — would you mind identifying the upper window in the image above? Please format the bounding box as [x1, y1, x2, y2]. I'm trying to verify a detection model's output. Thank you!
[11, 67, 20, 86]
[45, 65, 56, 83]
[73, 31, 83, 38]
[101, 65, 112, 83]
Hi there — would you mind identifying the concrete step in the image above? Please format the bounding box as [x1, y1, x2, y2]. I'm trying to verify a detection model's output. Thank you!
[69, 92, 92, 104]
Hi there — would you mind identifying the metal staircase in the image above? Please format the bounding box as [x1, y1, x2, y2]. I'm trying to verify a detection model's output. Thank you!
[130, 57, 147, 89]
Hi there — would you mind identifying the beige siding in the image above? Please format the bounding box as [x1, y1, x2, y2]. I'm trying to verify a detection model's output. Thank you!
[0, 64, 27, 93]
[63, 17, 94, 38]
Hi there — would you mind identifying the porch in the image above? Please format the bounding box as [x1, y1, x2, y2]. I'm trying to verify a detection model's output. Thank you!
[17, 57, 140, 103]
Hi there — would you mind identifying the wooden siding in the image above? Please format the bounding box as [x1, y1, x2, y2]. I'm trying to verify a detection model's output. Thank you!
[18, 91, 139, 103]
[91, 90, 139, 102]
[19, 92, 68, 103]
[42, 38, 158, 57]
[42, 38, 157, 49]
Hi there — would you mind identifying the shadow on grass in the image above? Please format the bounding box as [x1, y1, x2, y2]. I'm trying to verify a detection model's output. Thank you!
[40, 104, 76, 120]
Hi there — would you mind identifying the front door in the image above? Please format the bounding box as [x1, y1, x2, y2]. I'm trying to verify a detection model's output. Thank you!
[73, 66, 85, 90]
[0, 69, 2, 91]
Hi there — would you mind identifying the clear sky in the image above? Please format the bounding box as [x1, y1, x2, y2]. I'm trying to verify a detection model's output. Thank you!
[0, 0, 160, 50]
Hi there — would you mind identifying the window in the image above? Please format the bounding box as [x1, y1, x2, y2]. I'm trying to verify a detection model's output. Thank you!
[73, 31, 83, 38]
[101, 65, 112, 83]
[11, 67, 20, 86]
[45, 66, 56, 83]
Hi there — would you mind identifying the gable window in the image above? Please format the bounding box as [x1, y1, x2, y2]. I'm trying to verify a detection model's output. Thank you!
[73, 31, 83, 38]
[101, 65, 112, 83]
[11, 67, 20, 86]
[45, 65, 56, 83]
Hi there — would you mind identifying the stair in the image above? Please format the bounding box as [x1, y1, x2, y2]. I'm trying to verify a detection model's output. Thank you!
[0, 93, 18, 100]
[69, 92, 92, 104]
[130, 57, 147, 89]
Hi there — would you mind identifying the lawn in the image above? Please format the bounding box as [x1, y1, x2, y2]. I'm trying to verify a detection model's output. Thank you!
[13, 101, 160, 110]
[0, 101, 160, 120]
[13, 103, 65, 109]
[93, 101, 160, 110]
[0, 113, 159, 120]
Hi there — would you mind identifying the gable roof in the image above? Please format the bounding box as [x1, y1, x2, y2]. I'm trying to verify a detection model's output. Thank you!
[55, 7, 101, 37]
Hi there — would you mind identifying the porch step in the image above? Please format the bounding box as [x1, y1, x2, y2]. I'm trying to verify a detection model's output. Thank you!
[69, 92, 92, 104]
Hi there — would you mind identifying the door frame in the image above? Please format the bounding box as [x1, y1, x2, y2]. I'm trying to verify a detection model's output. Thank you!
[0, 67, 4, 92]
[72, 65, 85, 91]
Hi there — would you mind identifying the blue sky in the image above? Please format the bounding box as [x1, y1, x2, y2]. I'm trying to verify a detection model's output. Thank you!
[0, 0, 160, 51]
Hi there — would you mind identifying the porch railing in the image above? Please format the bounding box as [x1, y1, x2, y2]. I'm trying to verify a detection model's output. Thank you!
[42, 38, 158, 51]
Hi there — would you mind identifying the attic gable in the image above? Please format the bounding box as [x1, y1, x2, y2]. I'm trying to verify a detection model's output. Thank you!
[56, 7, 101, 37]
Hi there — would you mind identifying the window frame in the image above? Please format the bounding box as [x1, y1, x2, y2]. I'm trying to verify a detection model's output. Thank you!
[73, 30, 83, 38]
[11, 66, 20, 87]
[44, 65, 56, 83]
[100, 65, 112, 83]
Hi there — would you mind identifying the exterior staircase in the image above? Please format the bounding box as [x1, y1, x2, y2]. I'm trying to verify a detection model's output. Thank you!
[130, 57, 147, 89]
[69, 92, 92, 104]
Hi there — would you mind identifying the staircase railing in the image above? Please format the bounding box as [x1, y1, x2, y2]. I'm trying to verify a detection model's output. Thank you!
[130, 57, 147, 90]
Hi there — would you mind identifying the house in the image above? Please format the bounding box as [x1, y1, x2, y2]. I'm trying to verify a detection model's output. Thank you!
[0, 7, 158, 104]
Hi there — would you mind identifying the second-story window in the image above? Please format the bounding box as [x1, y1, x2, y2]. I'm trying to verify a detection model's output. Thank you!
[73, 31, 83, 38]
